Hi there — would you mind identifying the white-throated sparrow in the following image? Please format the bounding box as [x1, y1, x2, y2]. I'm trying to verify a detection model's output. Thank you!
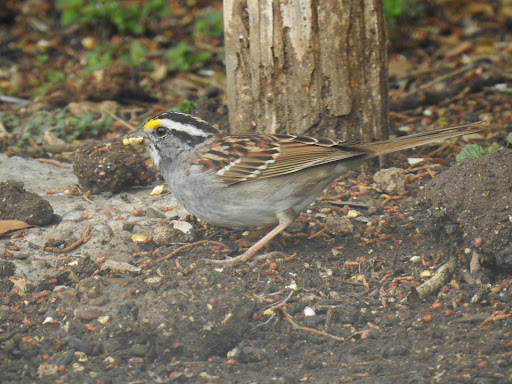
[126, 112, 482, 265]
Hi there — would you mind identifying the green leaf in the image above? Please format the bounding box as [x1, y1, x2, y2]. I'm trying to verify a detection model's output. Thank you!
[486, 142, 501, 154]
[60, 9, 79, 26]
[56, 0, 83, 10]
[33, 54, 49, 67]
[506, 132, 512, 146]
[194, 8, 224, 39]
[171, 100, 197, 114]
[456, 144, 485, 161]
[130, 40, 145, 59]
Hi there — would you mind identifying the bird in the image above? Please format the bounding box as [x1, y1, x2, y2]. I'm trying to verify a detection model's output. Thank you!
[124, 112, 482, 265]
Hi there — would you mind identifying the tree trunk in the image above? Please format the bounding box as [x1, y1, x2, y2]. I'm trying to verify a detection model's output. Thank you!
[223, 0, 388, 142]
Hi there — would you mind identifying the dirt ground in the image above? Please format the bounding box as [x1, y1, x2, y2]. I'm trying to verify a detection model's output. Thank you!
[1, 143, 512, 384]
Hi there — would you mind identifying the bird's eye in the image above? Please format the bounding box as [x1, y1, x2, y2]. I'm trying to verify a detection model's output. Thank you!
[155, 126, 167, 138]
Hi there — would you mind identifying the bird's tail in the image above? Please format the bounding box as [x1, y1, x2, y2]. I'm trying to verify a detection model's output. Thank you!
[357, 122, 483, 157]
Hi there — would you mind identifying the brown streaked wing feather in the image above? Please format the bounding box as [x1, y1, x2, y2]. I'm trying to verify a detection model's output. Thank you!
[197, 135, 281, 183]
[259, 140, 365, 179]
[198, 134, 366, 184]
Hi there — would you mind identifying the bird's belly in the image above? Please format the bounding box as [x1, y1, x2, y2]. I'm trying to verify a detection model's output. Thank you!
[173, 186, 284, 229]
[168, 162, 356, 229]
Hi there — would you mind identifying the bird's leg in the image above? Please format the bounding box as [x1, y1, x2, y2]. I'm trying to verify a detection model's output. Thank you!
[207, 209, 297, 265]
[234, 225, 274, 248]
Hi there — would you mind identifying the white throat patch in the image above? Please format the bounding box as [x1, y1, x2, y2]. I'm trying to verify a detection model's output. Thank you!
[149, 143, 161, 167]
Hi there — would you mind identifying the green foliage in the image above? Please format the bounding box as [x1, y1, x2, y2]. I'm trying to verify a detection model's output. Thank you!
[55, 0, 170, 36]
[383, 0, 423, 29]
[0, 109, 113, 145]
[506, 132, 512, 147]
[194, 8, 223, 39]
[31, 70, 66, 97]
[171, 100, 197, 114]
[456, 142, 501, 161]
[119, 40, 152, 69]
[83, 49, 113, 75]
[30, 54, 67, 96]
[164, 42, 212, 72]
[33, 54, 49, 67]
[81, 40, 153, 75]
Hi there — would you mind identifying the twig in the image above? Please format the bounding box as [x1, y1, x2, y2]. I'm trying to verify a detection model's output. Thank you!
[82, 190, 93, 203]
[480, 310, 512, 329]
[104, 111, 136, 130]
[279, 307, 346, 342]
[307, 229, 326, 240]
[327, 201, 371, 209]
[0, 95, 31, 105]
[156, 240, 227, 262]
[405, 64, 472, 97]
[44, 223, 92, 253]
[407, 163, 441, 173]
[408, 258, 456, 302]
[24, 144, 81, 155]
[45, 187, 81, 195]
[36, 158, 66, 168]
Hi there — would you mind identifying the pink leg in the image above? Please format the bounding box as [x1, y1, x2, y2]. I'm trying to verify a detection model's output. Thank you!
[206, 209, 296, 266]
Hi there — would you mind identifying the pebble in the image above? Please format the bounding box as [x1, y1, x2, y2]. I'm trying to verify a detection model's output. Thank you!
[100, 259, 141, 273]
[373, 167, 406, 194]
[145, 207, 165, 218]
[324, 215, 354, 235]
[131, 343, 151, 356]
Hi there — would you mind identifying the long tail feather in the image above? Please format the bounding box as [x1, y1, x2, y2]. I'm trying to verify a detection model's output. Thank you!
[356, 121, 483, 157]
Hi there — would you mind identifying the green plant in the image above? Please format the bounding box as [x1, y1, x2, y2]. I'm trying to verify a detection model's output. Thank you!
[83, 49, 113, 75]
[164, 42, 212, 72]
[33, 54, 49, 67]
[456, 142, 501, 161]
[119, 40, 152, 69]
[31, 70, 67, 97]
[383, 0, 423, 29]
[60, 112, 113, 139]
[1, 109, 113, 146]
[171, 100, 197, 114]
[56, 0, 170, 36]
[194, 7, 223, 40]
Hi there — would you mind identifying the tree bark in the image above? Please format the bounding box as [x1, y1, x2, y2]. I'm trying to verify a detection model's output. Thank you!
[223, 0, 388, 142]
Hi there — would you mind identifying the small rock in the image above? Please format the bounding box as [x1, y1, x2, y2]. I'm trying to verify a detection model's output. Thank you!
[37, 364, 59, 378]
[199, 372, 220, 381]
[324, 216, 354, 235]
[100, 259, 141, 273]
[145, 207, 165, 218]
[373, 167, 406, 194]
[131, 343, 151, 357]
[0, 261, 15, 278]
[151, 222, 195, 245]
[55, 286, 78, 305]
[0, 305, 10, 321]
[75, 310, 103, 321]
[170, 220, 193, 234]
[227, 347, 240, 358]
[144, 276, 162, 285]
[0, 180, 54, 225]
[45, 229, 77, 249]
[56, 349, 75, 366]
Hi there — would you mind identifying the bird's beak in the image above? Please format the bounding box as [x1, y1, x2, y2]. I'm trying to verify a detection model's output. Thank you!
[123, 129, 147, 146]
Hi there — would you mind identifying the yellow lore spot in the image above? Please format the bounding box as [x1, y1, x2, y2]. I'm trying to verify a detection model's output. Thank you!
[143, 118, 162, 131]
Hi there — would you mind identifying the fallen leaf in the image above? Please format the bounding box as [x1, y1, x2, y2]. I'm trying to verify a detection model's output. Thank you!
[0, 220, 31, 235]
